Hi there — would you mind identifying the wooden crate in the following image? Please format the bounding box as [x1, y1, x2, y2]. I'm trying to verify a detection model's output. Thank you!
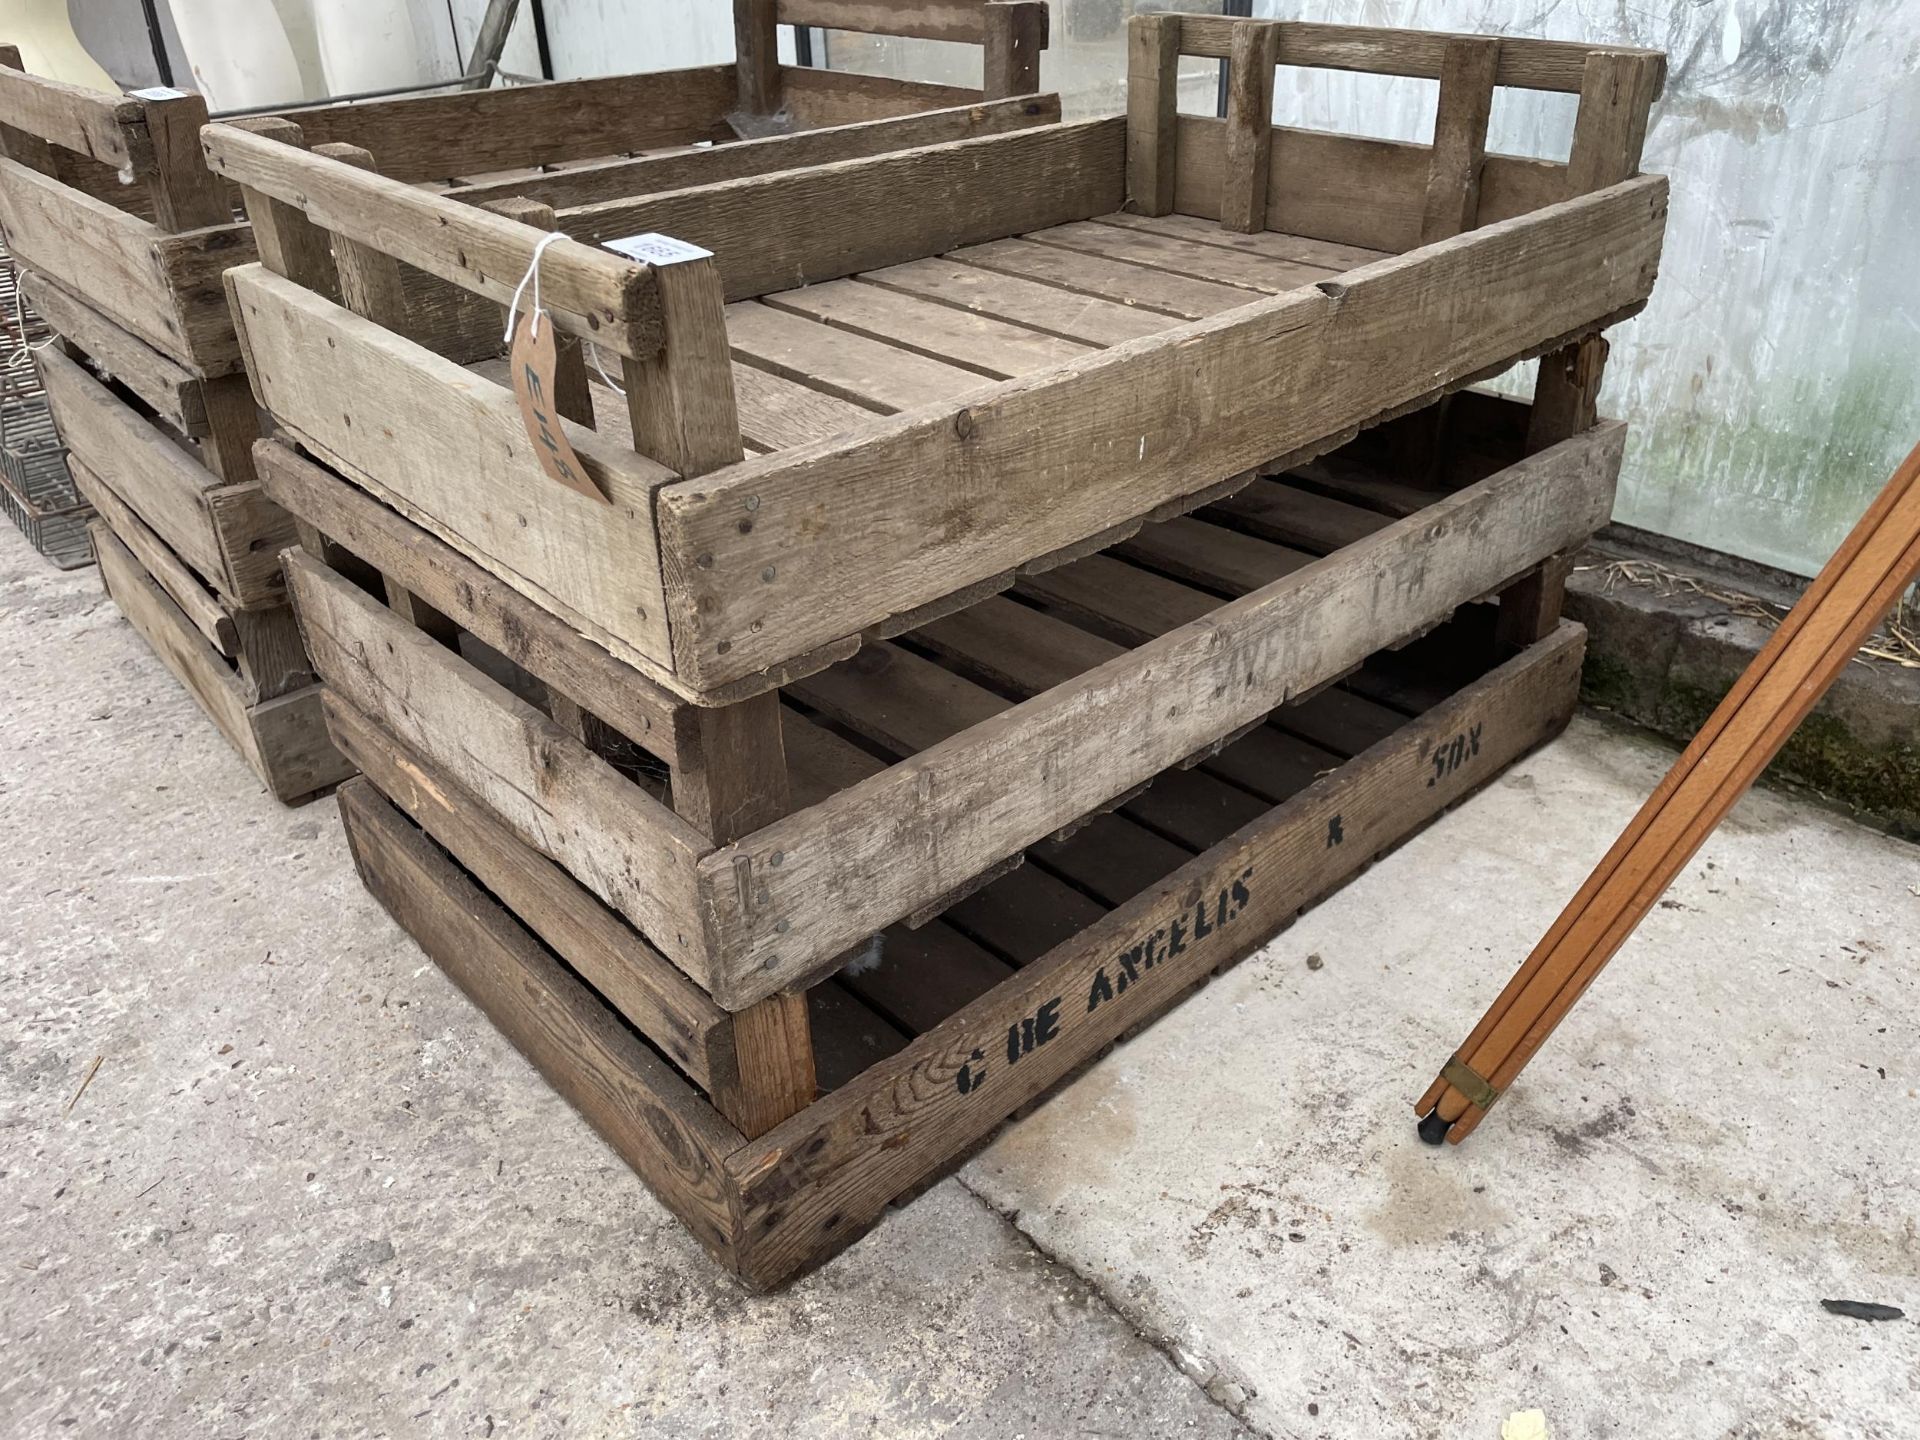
[207, 13, 1663, 708]
[207, 12, 1660, 1281]
[328, 574, 1588, 1287]
[0, 4, 1054, 801]
[213, 12, 1661, 973]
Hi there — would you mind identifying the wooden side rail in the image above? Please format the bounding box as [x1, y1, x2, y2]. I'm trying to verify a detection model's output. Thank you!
[741, 0, 1049, 113]
[1128, 15, 1662, 240]
[202, 122, 668, 361]
[0, 47, 228, 231]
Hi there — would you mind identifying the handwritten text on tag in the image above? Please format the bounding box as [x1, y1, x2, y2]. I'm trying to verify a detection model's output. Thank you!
[510, 311, 606, 504]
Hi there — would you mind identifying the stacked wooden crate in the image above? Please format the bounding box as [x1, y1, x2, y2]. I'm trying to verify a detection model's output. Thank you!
[207, 11, 1664, 1284]
[0, 1, 1050, 803]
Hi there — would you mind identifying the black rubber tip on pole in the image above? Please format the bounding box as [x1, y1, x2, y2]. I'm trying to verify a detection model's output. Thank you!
[1417, 1110, 1453, 1146]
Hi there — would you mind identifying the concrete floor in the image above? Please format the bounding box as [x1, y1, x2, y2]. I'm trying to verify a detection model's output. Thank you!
[2, 525, 1915, 1440]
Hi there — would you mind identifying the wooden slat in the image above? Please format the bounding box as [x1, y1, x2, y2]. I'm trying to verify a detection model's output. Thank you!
[202, 124, 664, 359]
[622, 255, 744, 477]
[226, 265, 677, 674]
[776, 67, 983, 128]
[1567, 51, 1663, 193]
[1220, 20, 1280, 234]
[1114, 516, 1315, 595]
[556, 118, 1126, 302]
[1204, 478, 1391, 553]
[73, 459, 234, 655]
[253, 441, 687, 765]
[18, 270, 206, 435]
[655, 177, 1664, 690]
[334, 780, 745, 1270]
[1093, 212, 1390, 271]
[805, 983, 909, 1091]
[325, 696, 731, 1088]
[288, 66, 739, 181]
[783, 707, 887, 807]
[444, 96, 1061, 210]
[732, 364, 875, 449]
[0, 63, 147, 169]
[778, 0, 988, 44]
[842, 924, 1014, 1036]
[860, 256, 1174, 347]
[914, 593, 1335, 808]
[1173, 16, 1665, 96]
[735, 0, 782, 117]
[37, 346, 228, 598]
[762, 280, 1091, 379]
[723, 624, 1586, 1287]
[1024, 220, 1331, 293]
[982, 1, 1048, 100]
[726, 302, 989, 412]
[691, 424, 1623, 999]
[1126, 13, 1181, 217]
[946, 864, 1107, 964]
[285, 552, 716, 986]
[1420, 37, 1500, 244]
[947, 237, 1252, 319]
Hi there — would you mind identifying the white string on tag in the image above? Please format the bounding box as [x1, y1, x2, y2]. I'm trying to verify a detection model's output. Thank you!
[502, 230, 566, 346]
[5, 282, 55, 372]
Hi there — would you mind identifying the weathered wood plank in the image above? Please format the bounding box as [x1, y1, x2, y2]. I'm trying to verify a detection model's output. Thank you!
[446, 96, 1060, 210]
[724, 624, 1586, 1286]
[1125, 13, 1181, 217]
[861, 255, 1174, 347]
[1173, 16, 1665, 96]
[325, 696, 731, 1088]
[762, 279, 1092, 379]
[226, 265, 676, 673]
[0, 62, 147, 169]
[693, 425, 1624, 1000]
[73, 459, 234, 655]
[554, 119, 1125, 302]
[1420, 37, 1500, 244]
[286, 551, 715, 984]
[1220, 20, 1280, 234]
[982, 0, 1048, 100]
[252, 441, 687, 765]
[656, 178, 1665, 689]
[334, 780, 745, 1270]
[947, 236, 1251, 319]
[1093, 212, 1389, 271]
[726, 301, 990, 411]
[778, 0, 986, 43]
[17, 270, 206, 435]
[38, 346, 223, 589]
[1025, 220, 1330, 293]
[1174, 115, 1569, 253]
[735, 0, 783, 117]
[777, 67, 981, 128]
[731, 364, 876, 449]
[289, 66, 738, 182]
[201, 124, 664, 359]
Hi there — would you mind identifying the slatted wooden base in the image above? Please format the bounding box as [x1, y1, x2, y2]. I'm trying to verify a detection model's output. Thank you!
[337, 615, 1583, 1287]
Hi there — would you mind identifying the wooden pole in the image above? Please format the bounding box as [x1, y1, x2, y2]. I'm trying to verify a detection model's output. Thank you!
[1419, 438, 1920, 1143]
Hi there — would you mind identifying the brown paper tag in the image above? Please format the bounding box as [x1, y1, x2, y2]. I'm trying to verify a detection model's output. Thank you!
[510, 310, 606, 504]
